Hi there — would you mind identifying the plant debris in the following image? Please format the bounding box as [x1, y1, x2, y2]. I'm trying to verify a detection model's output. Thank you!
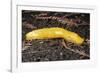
[22, 10, 90, 62]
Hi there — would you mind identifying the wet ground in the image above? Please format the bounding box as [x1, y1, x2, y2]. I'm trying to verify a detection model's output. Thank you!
[22, 10, 90, 62]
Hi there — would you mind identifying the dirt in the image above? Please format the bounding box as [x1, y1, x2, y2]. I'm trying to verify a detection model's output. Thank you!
[22, 10, 90, 62]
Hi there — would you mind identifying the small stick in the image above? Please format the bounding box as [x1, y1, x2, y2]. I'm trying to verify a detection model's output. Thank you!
[22, 49, 50, 54]
[22, 46, 31, 51]
[61, 40, 89, 57]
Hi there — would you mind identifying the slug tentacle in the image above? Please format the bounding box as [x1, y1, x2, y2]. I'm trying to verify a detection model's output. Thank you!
[26, 27, 84, 45]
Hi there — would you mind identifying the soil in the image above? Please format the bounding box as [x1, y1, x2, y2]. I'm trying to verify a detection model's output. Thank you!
[22, 10, 90, 62]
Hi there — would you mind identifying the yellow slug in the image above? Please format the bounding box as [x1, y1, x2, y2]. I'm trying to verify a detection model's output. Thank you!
[26, 27, 84, 45]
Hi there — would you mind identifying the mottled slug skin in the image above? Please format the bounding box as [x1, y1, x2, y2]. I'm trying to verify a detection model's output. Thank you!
[26, 27, 84, 45]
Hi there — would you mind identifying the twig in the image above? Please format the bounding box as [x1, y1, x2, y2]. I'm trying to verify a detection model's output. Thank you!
[22, 49, 50, 54]
[22, 46, 31, 51]
[61, 40, 89, 57]
[35, 16, 77, 25]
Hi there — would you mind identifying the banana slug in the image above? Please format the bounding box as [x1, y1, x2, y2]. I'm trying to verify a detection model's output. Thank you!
[26, 27, 84, 45]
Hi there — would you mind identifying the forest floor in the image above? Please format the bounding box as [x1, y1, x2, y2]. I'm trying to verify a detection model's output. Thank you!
[22, 10, 90, 62]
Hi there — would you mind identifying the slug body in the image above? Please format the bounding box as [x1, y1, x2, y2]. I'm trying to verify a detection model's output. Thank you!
[26, 27, 84, 45]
